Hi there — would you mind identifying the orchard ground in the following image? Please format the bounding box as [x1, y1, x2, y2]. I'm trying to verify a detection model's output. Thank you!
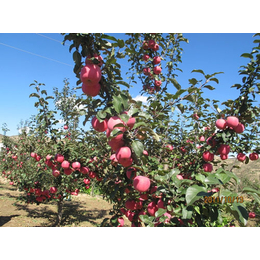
[0, 176, 130, 227]
[0, 158, 259, 227]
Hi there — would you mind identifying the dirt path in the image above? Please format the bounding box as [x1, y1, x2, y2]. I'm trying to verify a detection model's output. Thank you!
[0, 177, 116, 227]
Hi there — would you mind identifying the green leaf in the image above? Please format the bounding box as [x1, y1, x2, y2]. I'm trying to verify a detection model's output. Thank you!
[29, 93, 40, 99]
[191, 69, 205, 75]
[242, 186, 260, 196]
[204, 85, 215, 90]
[155, 208, 167, 218]
[230, 202, 248, 226]
[241, 53, 253, 59]
[189, 78, 198, 85]
[177, 103, 185, 113]
[112, 95, 123, 114]
[117, 39, 125, 48]
[73, 50, 81, 64]
[131, 140, 144, 157]
[204, 175, 223, 185]
[209, 78, 219, 84]
[139, 214, 154, 224]
[182, 206, 193, 219]
[186, 185, 208, 206]
[169, 78, 181, 90]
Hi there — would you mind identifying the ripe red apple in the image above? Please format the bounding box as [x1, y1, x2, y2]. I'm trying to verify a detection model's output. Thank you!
[80, 166, 90, 175]
[107, 116, 126, 132]
[148, 39, 155, 49]
[64, 168, 73, 175]
[61, 160, 70, 169]
[133, 176, 151, 192]
[202, 151, 214, 162]
[108, 138, 125, 152]
[126, 167, 137, 179]
[82, 83, 101, 97]
[199, 136, 205, 142]
[147, 201, 158, 216]
[72, 162, 81, 170]
[220, 154, 228, 160]
[91, 116, 108, 132]
[249, 152, 259, 161]
[203, 163, 213, 172]
[153, 56, 161, 65]
[80, 64, 102, 86]
[89, 171, 97, 179]
[217, 144, 231, 155]
[46, 154, 52, 160]
[30, 152, 36, 158]
[234, 123, 245, 133]
[166, 144, 173, 151]
[142, 41, 149, 49]
[116, 147, 132, 165]
[120, 157, 133, 167]
[50, 187, 57, 194]
[83, 178, 91, 185]
[55, 153, 64, 163]
[154, 80, 162, 87]
[143, 67, 151, 75]
[64, 125, 68, 130]
[248, 212, 256, 218]
[206, 136, 217, 147]
[153, 66, 162, 75]
[143, 54, 150, 61]
[237, 153, 246, 162]
[193, 113, 199, 120]
[152, 44, 159, 51]
[117, 217, 124, 227]
[226, 116, 239, 128]
[52, 169, 60, 177]
[215, 118, 227, 130]
[143, 150, 148, 156]
[125, 199, 137, 210]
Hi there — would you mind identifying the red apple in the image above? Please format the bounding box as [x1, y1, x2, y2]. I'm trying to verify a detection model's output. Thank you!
[61, 160, 70, 169]
[220, 154, 228, 160]
[154, 80, 162, 87]
[143, 54, 150, 61]
[193, 113, 199, 120]
[80, 166, 90, 175]
[133, 176, 151, 192]
[142, 41, 149, 49]
[64, 168, 73, 176]
[147, 201, 158, 216]
[217, 144, 231, 155]
[199, 136, 205, 142]
[117, 217, 124, 227]
[153, 66, 162, 75]
[226, 116, 239, 128]
[126, 167, 137, 179]
[148, 39, 155, 49]
[72, 162, 81, 170]
[203, 163, 213, 172]
[234, 123, 245, 133]
[152, 44, 159, 51]
[116, 147, 132, 165]
[166, 144, 173, 151]
[206, 136, 217, 147]
[108, 138, 125, 152]
[153, 56, 161, 65]
[215, 118, 227, 130]
[120, 157, 133, 167]
[55, 153, 64, 163]
[91, 116, 108, 132]
[176, 174, 184, 180]
[30, 152, 36, 158]
[50, 187, 57, 194]
[202, 151, 214, 162]
[248, 212, 256, 218]
[125, 199, 137, 210]
[80, 64, 102, 86]
[52, 169, 60, 177]
[83, 178, 91, 185]
[64, 125, 68, 130]
[82, 83, 101, 97]
[249, 152, 259, 161]
[89, 171, 97, 179]
[143, 67, 151, 75]
[237, 153, 246, 162]
[107, 116, 126, 132]
[46, 154, 52, 160]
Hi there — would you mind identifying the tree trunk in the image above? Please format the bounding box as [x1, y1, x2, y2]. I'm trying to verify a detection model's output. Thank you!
[54, 200, 64, 227]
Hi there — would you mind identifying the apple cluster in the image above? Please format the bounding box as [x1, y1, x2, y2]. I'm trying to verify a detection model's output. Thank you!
[80, 54, 103, 97]
[141, 39, 162, 94]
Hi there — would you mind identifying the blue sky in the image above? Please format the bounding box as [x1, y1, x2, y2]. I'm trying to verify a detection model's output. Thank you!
[0, 33, 257, 136]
